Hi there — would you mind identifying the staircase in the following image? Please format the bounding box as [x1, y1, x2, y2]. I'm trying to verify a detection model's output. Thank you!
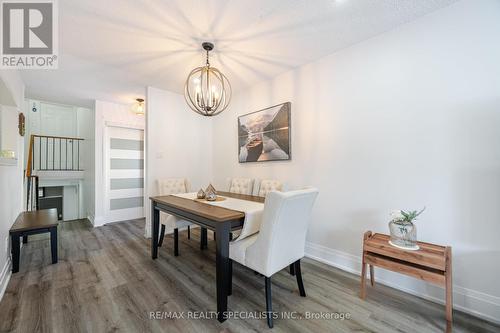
[25, 134, 85, 213]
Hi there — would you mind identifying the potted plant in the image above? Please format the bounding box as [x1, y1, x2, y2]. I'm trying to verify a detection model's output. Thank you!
[388, 208, 425, 250]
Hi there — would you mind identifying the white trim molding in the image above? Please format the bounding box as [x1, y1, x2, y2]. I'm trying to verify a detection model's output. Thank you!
[305, 241, 500, 325]
[0, 257, 12, 302]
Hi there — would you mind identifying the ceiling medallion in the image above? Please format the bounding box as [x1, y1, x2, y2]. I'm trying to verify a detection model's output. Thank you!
[184, 42, 231, 117]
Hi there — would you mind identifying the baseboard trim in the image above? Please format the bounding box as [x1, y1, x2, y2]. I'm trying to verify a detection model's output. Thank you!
[94, 215, 145, 227]
[0, 257, 12, 303]
[305, 241, 500, 325]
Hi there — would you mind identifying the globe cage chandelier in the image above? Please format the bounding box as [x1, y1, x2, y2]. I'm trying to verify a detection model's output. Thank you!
[184, 42, 232, 117]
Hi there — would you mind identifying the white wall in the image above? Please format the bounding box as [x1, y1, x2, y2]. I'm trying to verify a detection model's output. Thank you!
[144, 87, 213, 237]
[77, 107, 95, 220]
[94, 100, 145, 226]
[0, 70, 25, 301]
[0, 107, 18, 157]
[211, 0, 500, 323]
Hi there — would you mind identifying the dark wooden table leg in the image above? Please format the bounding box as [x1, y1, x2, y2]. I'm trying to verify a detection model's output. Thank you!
[151, 203, 159, 259]
[203, 228, 208, 249]
[200, 227, 208, 250]
[11, 233, 20, 273]
[215, 223, 230, 322]
[174, 228, 179, 257]
[50, 227, 58, 264]
[228, 259, 233, 296]
[200, 228, 204, 249]
[22, 235, 28, 243]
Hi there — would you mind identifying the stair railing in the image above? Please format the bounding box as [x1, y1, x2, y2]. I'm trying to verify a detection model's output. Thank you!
[26, 175, 39, 211]
[26, 134, 84, 177]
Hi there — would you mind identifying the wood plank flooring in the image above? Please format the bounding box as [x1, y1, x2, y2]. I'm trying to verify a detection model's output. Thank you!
[0, 219, 498, 333]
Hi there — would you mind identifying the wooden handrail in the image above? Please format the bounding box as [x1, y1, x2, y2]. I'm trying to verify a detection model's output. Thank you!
[26, 135, 34, 177]
[31, 134, 84, 141]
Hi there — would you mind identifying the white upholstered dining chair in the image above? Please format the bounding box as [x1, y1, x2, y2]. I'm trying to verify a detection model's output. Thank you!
[156, 178, 196, 256]
[227, 177, 255, 195]
[229, 188, 319, 328]
[252, 179, 285, 197]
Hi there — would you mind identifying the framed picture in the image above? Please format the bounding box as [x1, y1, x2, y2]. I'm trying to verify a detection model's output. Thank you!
[238, 102, 291, 163]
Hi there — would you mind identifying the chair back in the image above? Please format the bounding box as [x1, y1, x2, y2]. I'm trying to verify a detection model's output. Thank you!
[227, 177, 254, 195]
[157, 178, 189, 195]
[253, 179, 284, 197]
[246, 188, 319, 276]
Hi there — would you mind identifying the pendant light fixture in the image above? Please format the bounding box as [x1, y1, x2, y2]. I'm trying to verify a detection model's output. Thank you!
[133, 98, 145, 115]
[184, 42, 231, 117]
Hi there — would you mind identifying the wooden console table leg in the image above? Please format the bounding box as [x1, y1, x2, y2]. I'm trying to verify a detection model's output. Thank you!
[369, 265, 375, 286]
[360, 231, 372, 299]
[445, 247, 453, 322]
[360, 260, 367, 299]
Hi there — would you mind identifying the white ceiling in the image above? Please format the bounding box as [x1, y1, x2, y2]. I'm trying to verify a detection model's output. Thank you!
[20, 0, 458, 108]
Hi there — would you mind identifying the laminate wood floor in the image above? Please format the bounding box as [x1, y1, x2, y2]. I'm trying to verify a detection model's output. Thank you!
[0, 219, 498, 333]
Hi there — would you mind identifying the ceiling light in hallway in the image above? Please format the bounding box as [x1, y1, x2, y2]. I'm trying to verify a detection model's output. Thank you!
[133, 98, 145, 115]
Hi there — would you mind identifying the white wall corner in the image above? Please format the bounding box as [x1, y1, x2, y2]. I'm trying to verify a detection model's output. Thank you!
[305, 242, 500, 325]
[93, 216, 105, 227]
[0, 256, 12, 302]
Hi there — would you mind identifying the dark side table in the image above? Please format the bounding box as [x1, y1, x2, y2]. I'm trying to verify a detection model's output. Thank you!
[9, 208, 59, 273]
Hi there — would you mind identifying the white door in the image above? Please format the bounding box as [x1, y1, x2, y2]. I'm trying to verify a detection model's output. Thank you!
[104, 126, 144, 223]
[38, 103, 77, 170]
[40, 103, 77, 137]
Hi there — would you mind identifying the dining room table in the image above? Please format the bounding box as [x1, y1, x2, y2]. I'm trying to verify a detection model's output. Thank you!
[150, 191, 265, 322]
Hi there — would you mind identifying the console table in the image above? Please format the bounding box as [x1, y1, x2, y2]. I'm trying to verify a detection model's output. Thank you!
[360, 231, 453, 322]
[10, 208, 59, 273]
